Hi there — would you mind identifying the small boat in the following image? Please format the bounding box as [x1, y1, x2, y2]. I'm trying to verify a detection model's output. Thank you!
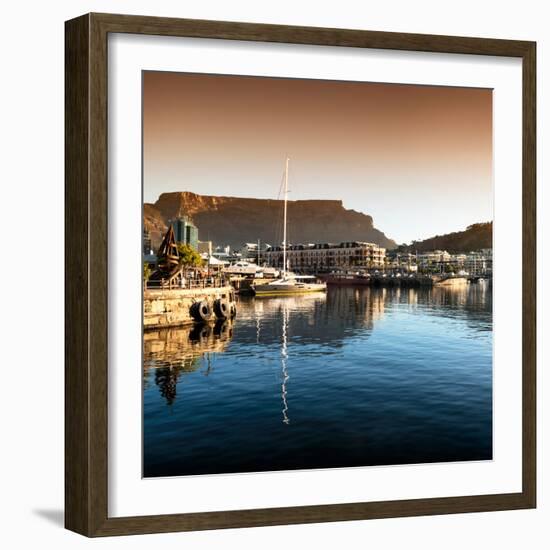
[252, 157, 327, 297]
[223, 261, 264, 276]
[254, 273, 327, 296]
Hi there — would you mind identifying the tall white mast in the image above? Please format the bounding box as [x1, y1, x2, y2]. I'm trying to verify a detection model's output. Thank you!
[282, 157, 289, 278]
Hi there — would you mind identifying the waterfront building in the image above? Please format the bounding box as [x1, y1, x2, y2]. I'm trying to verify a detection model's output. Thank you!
[417, 250, 451, 266]
[449, 253, 467, 268]
[465, 250, 493, 276]
[264, 241, 386, 273]
[415, 249, 492, 275]
[212, 248, 232, 263]
[170, 216, 199, 250]
[417, 250, 451, 271]
[240, 242, 259, 261]
[201, 253, 229, 271]
[239, 242, 272, 264]
[386, 251, 418, 272]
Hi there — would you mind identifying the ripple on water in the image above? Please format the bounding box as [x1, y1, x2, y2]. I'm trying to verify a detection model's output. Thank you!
[144, 285, 493, 477]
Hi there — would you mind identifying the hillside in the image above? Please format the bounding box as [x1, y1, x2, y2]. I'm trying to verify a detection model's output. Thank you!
[143, 191, 397, 251]
[400, 222, 493, 254]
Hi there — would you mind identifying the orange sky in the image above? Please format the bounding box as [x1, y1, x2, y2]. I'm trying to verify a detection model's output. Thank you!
[143, 71, 492, 244]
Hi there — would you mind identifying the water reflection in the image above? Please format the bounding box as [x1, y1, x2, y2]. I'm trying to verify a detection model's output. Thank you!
[280, 304, 290, 424]
[235, 282, 491, 347]
[144, 319, 234, 405]
[143, 283, 493, 477]
[144, 283, 492, 406]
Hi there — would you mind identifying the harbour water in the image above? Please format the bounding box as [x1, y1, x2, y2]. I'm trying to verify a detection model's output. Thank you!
[143, 284, 493, 477]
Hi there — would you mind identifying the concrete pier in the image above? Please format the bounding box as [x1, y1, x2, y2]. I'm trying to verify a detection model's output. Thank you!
[144, 286, 234, 329]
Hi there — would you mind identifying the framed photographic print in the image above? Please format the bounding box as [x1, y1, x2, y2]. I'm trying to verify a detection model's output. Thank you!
[65, 13, 536, 536]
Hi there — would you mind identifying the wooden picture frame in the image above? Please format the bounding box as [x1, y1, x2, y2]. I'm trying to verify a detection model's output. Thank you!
[65, 12, 536, 537]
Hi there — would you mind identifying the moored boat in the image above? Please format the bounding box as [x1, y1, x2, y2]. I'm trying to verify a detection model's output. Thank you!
[251, 157, 327, 297]
[253, 274, 327, 296]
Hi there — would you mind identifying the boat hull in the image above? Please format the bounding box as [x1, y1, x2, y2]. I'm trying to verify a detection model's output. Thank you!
[433, 276, 468, 287]
[322, 275, 371, 286]
[253, 283, 327, 296]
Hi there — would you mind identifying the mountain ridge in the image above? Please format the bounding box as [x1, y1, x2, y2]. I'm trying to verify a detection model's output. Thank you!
[144, 191, 397, 251]
[398, 222, 493, 254]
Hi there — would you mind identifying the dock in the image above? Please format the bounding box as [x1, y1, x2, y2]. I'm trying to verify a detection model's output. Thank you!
[144, 285, 235, 329]
[321, 273, 491, 288]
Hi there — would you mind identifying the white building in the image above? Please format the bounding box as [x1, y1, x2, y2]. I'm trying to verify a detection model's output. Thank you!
[264, 241, 386, 273]
[386, 252, 418, 272]
[239, 242, 271, 263]
[417, 250, 451, 268]
[449, 253, 467, 267]
[464, 250, 493, 275]
[415, 249, 492, 275]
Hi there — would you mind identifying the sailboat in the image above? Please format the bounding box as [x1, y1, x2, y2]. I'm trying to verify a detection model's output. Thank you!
[252, 157, 327, 297]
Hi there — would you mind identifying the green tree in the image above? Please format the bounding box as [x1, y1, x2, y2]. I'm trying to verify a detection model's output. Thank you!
[176, 243, 204, 268]
[143, 261, 152, 282]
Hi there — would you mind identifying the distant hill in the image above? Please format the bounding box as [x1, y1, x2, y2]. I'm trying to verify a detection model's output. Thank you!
[400, 222, 493, 254]
[143, 191, 397, 251]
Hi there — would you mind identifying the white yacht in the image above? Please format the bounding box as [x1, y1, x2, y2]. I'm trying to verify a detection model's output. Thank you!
[223, 261, 263, 276]
[252, 157, 327, 297]
[253, 273, 327, 296]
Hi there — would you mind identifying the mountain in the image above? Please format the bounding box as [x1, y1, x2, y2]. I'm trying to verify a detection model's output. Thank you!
[400, 222, 493, 254]
[143, 191, 397, 251]
[143, 203, 167, 240]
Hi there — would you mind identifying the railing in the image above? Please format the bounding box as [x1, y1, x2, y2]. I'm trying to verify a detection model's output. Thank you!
[182, 277, 228, 290]
[145, 276, 229, 291]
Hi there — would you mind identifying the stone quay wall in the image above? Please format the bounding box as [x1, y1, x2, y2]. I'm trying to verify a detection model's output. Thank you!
[144, 286, 234, 329]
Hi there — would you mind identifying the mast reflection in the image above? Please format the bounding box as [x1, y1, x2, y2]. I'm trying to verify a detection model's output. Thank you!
[281, 303, 290, 425]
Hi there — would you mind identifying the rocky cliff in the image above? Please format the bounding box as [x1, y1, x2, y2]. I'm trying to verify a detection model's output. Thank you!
[144, 191, 396, 251]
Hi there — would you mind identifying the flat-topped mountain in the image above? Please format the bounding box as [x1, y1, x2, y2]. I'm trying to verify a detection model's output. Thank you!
[144, 191, 397, 251]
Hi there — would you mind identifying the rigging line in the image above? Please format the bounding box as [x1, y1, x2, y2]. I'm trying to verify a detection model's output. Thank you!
[274, 169, 286, 250]
[276, 168, 285, 200]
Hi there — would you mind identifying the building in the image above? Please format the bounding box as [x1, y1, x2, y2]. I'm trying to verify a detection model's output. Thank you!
[416, 250, 451, 271]
[239, 242, 271, 264]
[264, 241, 386, 273]
[386, 251, 418, 272]
[239, 242, 259, 261]
[464, 249, 493, 275]
[169, 216, 198, 250]
[449, 253, 467, 268]
[414, 249, 492, 275]
[211, 245, 233, 263]
[143, 227, 152, 255]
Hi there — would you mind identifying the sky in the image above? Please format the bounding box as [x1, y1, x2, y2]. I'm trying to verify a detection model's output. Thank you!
[143, 71, 493, 244]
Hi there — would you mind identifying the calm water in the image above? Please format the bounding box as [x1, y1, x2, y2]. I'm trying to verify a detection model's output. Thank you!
[143, 284, 493, 477]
